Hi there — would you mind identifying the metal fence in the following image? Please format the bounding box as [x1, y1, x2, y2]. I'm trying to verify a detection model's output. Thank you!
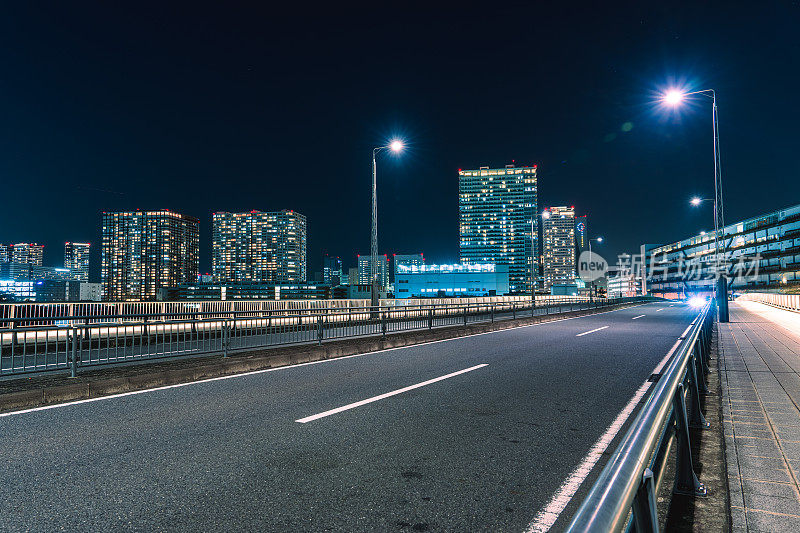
[0, 294, 581, 326]
[739, 292, 800, 312]
[0, 296, 648, 377]
[565, 299, 715, 532]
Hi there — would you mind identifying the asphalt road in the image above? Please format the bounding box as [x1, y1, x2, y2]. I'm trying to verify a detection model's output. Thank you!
[0, 301, 697, 532]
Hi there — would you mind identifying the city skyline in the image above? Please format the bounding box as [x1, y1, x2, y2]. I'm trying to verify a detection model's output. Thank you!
[1, 4, 798, 284]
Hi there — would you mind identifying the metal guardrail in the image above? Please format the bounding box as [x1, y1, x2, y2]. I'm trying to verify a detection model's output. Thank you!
[739, 292, 800, 312]
[565, 300, 715, 532]
[0, 295, 580, 325]
[0, 297, 651, 377]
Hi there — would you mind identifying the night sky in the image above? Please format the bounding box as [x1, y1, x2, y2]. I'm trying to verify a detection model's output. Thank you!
[2, 2, 799, 281]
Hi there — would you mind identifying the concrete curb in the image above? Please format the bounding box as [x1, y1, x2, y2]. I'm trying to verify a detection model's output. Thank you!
[0, 303, 642, 413]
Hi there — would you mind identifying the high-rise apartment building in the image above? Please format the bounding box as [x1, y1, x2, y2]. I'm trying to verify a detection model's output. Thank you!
[542, 206, 577, 290]
[101, 210, 200, 301]
[0, 243, 44, 266]
[458, 165, 538, 292]
[212, 210, 307, 284]
[64, 242, 91, 282]
[357, 254, 390, 289]
[393, 253, 425, 282]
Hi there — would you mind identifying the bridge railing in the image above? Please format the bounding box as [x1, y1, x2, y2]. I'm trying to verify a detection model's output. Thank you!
[0, 296, 652, 377]
[565, 299, 715, 533]
[738, 291, 800, 312]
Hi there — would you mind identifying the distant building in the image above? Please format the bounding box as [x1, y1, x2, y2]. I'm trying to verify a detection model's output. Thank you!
[0, 263, 83, 282]
[345, 267, 359, 286]
[322, 254, 343, 285]
[605, 266, 642, 298]
[394, 263, 509, 298]
[643, 203, 800, 298]
[0, 243, 44, 266]
[101, 210, 200, 301]
[357, 254, 390, 289]
[0, 280, 35, 301]
[212, 210, 307, 284]
[162, 282, 331, 301]
[393, 253, 425, 282]
[575, 215, 588, 271]
[458, 165, 538, 293]
[0, 280, 100, 302]
[542, 206, 577, 290]
[64, 242, 91, 282]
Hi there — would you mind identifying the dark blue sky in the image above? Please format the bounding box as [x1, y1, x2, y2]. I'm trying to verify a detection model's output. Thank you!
[1, 2, 798, 280]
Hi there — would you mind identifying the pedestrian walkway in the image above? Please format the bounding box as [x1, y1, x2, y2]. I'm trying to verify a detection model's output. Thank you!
[721, 300, 800, 532]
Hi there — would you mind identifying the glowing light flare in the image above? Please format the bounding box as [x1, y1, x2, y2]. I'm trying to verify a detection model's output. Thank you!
[389, 139, 404, 152]
[663, 89, 685, 106]
[690, 197, 702, 206]
[688, 295, 707, 308]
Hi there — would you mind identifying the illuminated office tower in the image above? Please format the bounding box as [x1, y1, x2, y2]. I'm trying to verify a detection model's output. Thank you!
[0, 243, 44, 266]
[322, 254, 343, 285]
[64, 242, 91, 282]
[212, 210, 307, 284]
[101, 210, 200, 301]
[357, 254, 389, 289]
[458, 164, 538, 292]
[542, 206, 577, 289]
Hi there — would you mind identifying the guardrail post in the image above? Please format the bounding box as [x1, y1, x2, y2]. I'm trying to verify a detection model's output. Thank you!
[10, 319, 17, 358]
[428, 308, 433, 329]
[69, 326, 78, 378]
[491, 305, 495, 323]
[381, 312, 387, 337]
[673, 383, 708, 496]
[687, 352, 711, 429]
[317, 316, 324, 345]
[632, 468, 659, 533]
[694, 342, 710, 395]
[223, 320, 229, 358]
[513, 304, 516, 320]
[463, 306, 468, 326]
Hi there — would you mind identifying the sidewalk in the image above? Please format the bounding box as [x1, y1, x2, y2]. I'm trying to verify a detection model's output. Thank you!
[721, 300, 800, 532]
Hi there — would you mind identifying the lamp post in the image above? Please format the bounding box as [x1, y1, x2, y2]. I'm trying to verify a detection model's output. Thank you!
[662, 88, 728, 321]
[587, 236, 603, 301]
[371, 139, 404, 310]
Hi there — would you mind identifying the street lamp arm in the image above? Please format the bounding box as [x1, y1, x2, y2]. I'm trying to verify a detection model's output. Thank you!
[681, 88, 716, 99]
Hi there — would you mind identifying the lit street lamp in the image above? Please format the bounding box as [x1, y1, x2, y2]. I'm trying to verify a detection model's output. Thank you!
[371, 139, 404, 309]
[662, 87, 728, 321]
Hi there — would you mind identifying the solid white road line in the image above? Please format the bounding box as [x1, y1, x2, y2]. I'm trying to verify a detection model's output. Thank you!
[0, 303, 650, 419]
[656, 308, 665, 312]
[631, 315, 646, 320]
[525, 336, 684, 533]
[575, 326, 609, 337]
[295, 364, 488, 423]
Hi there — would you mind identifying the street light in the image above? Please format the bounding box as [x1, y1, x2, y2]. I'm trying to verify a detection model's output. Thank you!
[370, 139, 404, 310]
[588, 236, 604, 301]
[661, 87, 728, 321]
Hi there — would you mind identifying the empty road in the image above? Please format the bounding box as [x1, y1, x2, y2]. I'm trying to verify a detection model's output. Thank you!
[0, 301, 696, 532]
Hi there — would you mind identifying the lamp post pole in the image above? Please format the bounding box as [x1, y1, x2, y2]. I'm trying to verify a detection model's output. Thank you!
[587, 236, 603, 301]
[663, 88, 727, 321]
[370, 140, 404, 312]
[371, 148, 379, 310]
